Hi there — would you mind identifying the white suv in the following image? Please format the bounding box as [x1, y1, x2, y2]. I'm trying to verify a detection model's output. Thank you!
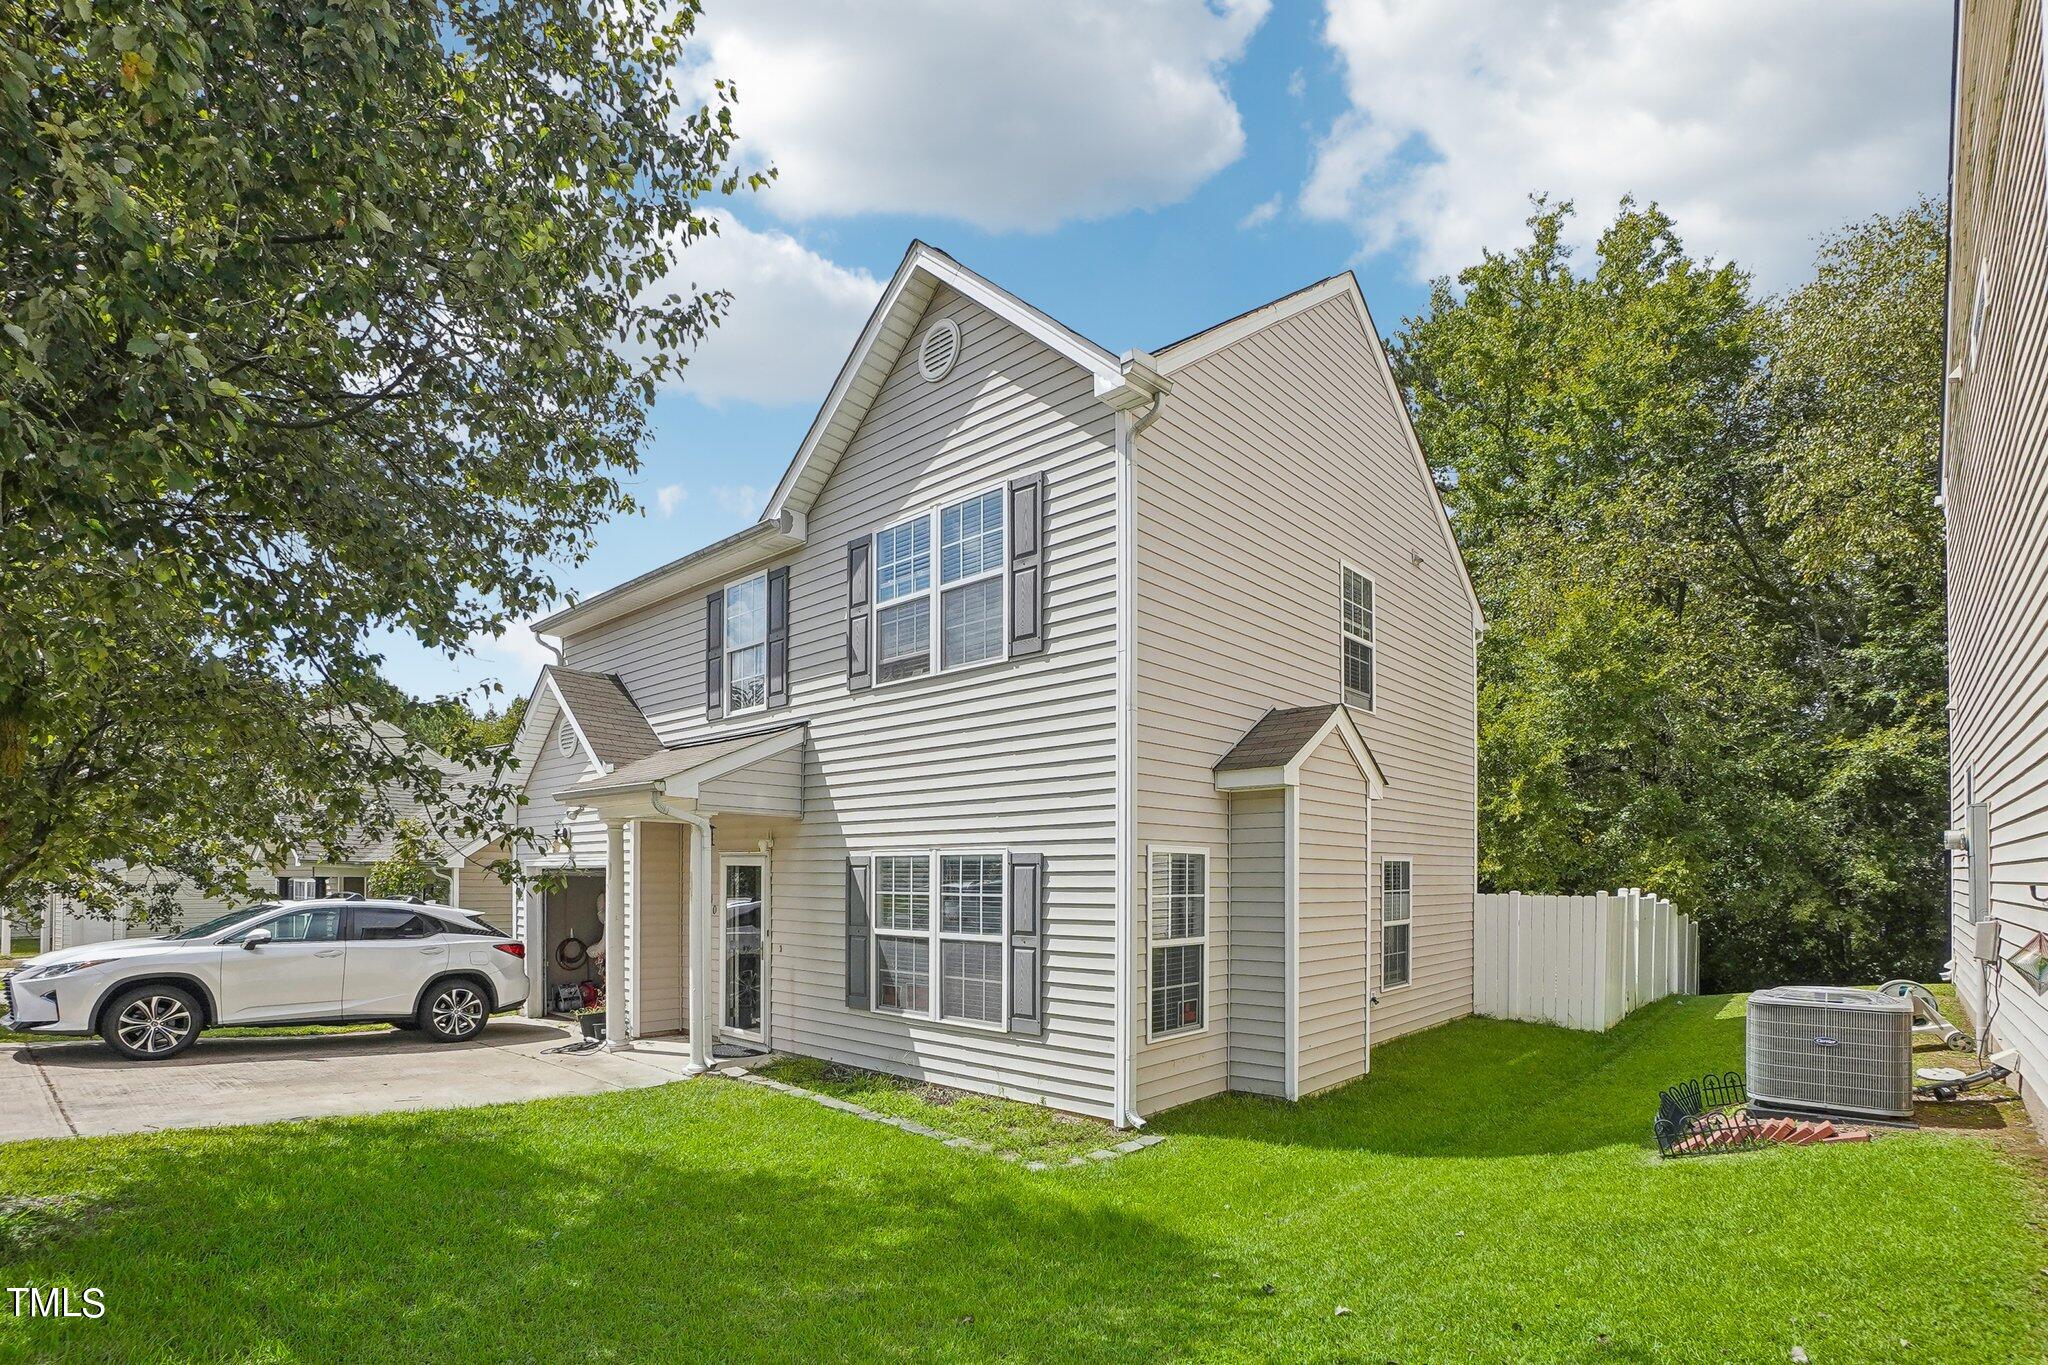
[2, 899, 530, 1059]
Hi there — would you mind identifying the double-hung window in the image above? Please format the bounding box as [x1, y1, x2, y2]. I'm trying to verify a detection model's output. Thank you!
[1381, 858, 1412, 989]
[1342, 564, 1375, 710]
[1148, 848, 1208, 1037]
[874, 488, 1006, 683]
[869, 850, 1007, 1027]
[724, 573, 769, 713]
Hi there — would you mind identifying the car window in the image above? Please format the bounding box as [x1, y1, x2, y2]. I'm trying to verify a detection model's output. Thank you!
[172, 906, 275, 940]
[228, 907, 340, 944]
[351, 908, 440, 941]
[435, 916, 504, 937]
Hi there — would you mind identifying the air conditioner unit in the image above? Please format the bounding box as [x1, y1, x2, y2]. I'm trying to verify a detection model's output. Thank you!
[1746, 986, 1914, 1121]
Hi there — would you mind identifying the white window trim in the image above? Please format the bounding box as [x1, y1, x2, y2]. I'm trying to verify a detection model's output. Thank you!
[1340, 560, 1376, 713]
[1380, 856, 1413, 992]
[721, 570, 770, 718]
[1145, 843, 1212, 1043]
[866, 847, 1012, 1034]
[872, 484, 1010, 689]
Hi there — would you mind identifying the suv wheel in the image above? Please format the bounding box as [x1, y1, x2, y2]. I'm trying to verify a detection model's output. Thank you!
[102, 984, 203, 1061]
[419, 979, 488, 1042]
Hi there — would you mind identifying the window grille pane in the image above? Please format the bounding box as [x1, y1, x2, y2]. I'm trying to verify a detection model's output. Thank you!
[940, 854, 1004, 935]
[1149, 851, 1206, 941]
[876, 598, 932, 682]
[941, 578, 1004, 668]
[1150, 943, 1204, 1034]
[725, 574, 767, 648]
[876, 936, 930, 1012]
[940, 940, 1003, 1023]
[940, 490, 1004, 583]
[1344, 638, 1374, 705]
[1383, 923, 1411, 987]
[728, 642, 766, 711]
[1342, 568, 1373, 641]
[1382, 859, 1412, 923]
[875, 856, 930, 931]
[876, 518, 932, 603]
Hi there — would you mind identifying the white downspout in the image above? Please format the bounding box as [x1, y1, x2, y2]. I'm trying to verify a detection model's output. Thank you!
[1115, 387, 1167, 1129]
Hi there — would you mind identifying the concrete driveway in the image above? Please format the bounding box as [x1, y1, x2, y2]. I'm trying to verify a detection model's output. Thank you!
[0, 1019, 703, 1143]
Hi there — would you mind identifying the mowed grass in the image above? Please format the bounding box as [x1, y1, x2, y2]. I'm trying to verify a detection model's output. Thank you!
[1, 995, 2043, 1363]
[756, 1054, 1118, 1163]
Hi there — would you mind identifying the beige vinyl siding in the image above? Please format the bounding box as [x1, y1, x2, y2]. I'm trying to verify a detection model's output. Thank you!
[1295, 735, 1372, 1096]
[697, 746, 804, 818]
[631, 821, 686, 1036]
[554, 286, 1124, 1117]
[455, 842, 515, 931]
[1225, 790, 1286, 1095]
[1945, 0, 2048, 1129]
[1134, 291, 1479, 1111]
[520, 715, 609, 869]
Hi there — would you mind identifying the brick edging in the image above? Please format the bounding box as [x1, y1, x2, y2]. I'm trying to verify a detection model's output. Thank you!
[717, 1065, 1167, 1169]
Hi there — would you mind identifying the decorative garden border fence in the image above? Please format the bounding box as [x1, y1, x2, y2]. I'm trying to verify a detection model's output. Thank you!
[1474, 889, 1699, 1032]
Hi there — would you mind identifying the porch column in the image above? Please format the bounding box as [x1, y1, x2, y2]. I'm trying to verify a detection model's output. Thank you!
[603, 820, 631, 1050]
[522, 882, 545, 1018]
[689, 819, 714, 1072]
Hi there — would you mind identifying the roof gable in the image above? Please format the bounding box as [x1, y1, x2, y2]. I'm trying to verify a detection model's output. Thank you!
[1155, 273, 1483, 630]
[507, 666, 661, 781]
[1214, 705, 1386, 794]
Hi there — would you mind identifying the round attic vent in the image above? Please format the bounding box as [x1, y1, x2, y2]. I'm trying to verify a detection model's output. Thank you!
[917, 318, 961, 382]
[557, 725, 576, 758]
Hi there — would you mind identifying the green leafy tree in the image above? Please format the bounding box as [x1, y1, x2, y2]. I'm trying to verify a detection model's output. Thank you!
[1, 0, 763, 924]
[1394, 198, 1947, 990]
[366, 819, 451, 903]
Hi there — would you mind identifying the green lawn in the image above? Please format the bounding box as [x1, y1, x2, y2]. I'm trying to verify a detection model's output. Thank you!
[1, 995, 2042, 1362]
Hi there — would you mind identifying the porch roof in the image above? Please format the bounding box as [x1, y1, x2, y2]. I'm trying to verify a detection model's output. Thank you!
[558, 721, 807, 816]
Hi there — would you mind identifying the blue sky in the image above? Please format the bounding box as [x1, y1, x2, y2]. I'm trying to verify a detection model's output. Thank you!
[381, 0, 1953, 708]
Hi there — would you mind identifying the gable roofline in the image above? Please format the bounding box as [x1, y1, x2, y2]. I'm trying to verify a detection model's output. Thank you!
[763, 241, 1159, 522]
[1212, 704, 1386, 795]
[1153, 272, 1485, 631]
[532, 511, 807, 640]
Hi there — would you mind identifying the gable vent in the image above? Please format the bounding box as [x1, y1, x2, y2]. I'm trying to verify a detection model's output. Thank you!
[917, 319, 961, 383]
[557, 724, 576, 758]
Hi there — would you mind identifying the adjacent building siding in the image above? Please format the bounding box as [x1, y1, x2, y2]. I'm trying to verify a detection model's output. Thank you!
[455, 842, 515, 932]
[1295, 736, 1373, 1097]
[1226, 791, 1286, 1095]
[1134, 290, 1480, 1112]
[1946, 0, 2048, 1129]
[548, 286, 1126, 1117]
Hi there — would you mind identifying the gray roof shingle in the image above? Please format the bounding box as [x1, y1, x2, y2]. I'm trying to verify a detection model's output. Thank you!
[545, 666, 662, 769]
[1212, 705, 1344, 773]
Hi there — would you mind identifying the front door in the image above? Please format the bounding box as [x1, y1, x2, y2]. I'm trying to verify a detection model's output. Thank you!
[217, 905, 346, 1022]
[720, 856, 766, 1042]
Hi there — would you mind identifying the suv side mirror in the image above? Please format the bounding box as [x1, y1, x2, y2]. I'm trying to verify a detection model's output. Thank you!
[241, 929, 274, 951]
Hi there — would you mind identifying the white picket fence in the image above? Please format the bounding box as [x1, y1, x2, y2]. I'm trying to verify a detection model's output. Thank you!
[1474, 889, 1699, 1032]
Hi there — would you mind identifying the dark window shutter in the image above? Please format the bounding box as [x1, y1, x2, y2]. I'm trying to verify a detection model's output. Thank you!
[276, 877, 292, 899]
[1007, 853, 1045, 1035]
[704, 589, 725, 719]
[845, 858, 872, 1009]
[313, 876, 328, 898]
[766, 566, 790, 709]
[1007, 474, 1046, 657]
[846, 538, 872, 690]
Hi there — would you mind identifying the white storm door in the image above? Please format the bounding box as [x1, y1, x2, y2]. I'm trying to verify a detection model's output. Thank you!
[719, 856, 767, 1043]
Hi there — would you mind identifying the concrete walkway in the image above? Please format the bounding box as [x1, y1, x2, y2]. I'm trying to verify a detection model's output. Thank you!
[0, 1019, 703, 1144]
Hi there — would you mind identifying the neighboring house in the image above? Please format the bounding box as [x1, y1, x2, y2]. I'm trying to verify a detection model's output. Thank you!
[1943, 0, 2048, 1130]
[499, 242, 1480, 1124]
[39, 724, 514, 950]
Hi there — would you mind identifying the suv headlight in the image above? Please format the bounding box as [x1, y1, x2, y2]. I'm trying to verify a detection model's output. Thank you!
[26, 959, 113, 980]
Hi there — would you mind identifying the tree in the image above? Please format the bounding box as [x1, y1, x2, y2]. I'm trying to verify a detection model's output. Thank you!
[1, 1, 763, 923]
[1393, 198, 1947, 990]
[366, 820, 451, 903]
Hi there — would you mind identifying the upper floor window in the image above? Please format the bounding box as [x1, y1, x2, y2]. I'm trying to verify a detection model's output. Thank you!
[875, 488, 1007, 685]
[724, 573, 768, 714]
[1341, 564, 1375, 711]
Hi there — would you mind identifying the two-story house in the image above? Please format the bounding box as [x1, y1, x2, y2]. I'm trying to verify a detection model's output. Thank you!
[495, 243, 1480, 1125]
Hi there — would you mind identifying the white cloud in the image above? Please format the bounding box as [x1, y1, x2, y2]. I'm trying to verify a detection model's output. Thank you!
[687, 0, 1270, 231]
[468, 613, 558, 675]
[1303, 0, 1949, 287]
[655, 484, 687, 516]
[650, 212, 882, 407]
[713, 484, 765, 520]
[1238, 196, 1281, 231]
